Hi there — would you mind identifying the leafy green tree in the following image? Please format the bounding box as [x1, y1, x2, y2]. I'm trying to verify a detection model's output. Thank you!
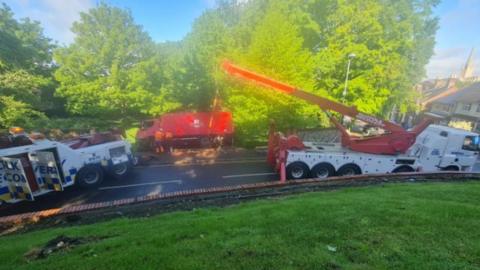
[176, 0, 438, 145]
[308, 0, 438, 114]
[0, 96, 46, 129]
[0, 3, 53, 74]
[54, 4, 171, 118]
[222, 1, 327, 141]
[169, 10, 234, 111]
[0, 3, 56, 128]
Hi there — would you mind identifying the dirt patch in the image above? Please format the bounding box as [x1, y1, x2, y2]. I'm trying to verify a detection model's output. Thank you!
[24, 234, 111, 261]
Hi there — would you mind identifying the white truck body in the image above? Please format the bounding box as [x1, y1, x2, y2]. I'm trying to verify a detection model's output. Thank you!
[0, 138, 133, 204]
[285, 125, 479, 179]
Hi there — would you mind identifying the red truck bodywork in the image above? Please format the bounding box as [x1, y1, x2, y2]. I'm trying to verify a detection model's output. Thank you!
[136, 111, 234, 150]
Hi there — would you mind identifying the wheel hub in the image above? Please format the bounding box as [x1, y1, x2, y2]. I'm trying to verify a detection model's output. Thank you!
[113, 164, 128, 175]
[316, 169, 329, 178]
[83, 171, 99, 184]
[291, 167, 304, 178]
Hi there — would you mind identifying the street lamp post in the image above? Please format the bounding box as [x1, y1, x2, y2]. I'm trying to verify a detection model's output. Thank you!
[342, 53, 356, 103]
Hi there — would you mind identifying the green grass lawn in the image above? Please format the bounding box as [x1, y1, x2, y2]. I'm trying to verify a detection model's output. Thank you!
[1, 182, 480, 270]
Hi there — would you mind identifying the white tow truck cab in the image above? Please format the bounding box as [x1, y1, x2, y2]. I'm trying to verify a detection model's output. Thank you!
[284, 125, 479, 179]
[0, 129, 135, 204]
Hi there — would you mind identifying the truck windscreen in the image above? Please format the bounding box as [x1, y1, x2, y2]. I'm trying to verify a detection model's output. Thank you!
[462, 136, 480, 151]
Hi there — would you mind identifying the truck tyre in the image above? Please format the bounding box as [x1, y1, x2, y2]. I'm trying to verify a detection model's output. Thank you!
[392, 165, 414, 173]
[110, 162, 132, 180]
[337, 164, 361, 176]
[286, 162, 310, 180]
[442, 165, 459, 171]
[77, 165, 104, 188]
[311, 163, 335, 179]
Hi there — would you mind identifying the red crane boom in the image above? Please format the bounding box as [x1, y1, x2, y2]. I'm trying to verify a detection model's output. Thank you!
[222, 60, 432, 155]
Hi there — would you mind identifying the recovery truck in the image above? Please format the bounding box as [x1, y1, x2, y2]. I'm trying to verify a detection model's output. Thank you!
[222, 61, 479, 180]
[0, 128, 135, 204]
[136, 111, 234, 152]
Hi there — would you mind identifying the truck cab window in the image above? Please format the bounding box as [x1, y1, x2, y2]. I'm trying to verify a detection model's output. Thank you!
[141, 120, 154, 129]
[462, 136, 479, 151]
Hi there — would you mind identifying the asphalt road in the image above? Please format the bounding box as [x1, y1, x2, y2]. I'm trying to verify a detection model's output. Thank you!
[0, 149, 278, 217]
[2, 147, 480, 218]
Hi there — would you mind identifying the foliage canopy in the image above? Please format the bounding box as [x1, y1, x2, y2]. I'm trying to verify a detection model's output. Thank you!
[1, 0, 439, 143]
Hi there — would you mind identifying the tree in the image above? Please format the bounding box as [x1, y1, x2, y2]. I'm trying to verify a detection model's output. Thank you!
[0, 3, 56, 128]
[54, 4, 172, 118]
[0, 96, 46, 129]
[308, 0, 439, 114]
[222, 1, 327, 141]
[174, 0, 438, 145]
[0, 4, 53, 74]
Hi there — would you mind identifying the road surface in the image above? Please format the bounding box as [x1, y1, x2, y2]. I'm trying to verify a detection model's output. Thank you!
[0, 149, 278, 217]
[2, 147, 480, 218]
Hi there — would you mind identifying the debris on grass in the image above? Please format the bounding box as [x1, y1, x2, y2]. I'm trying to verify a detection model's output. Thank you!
[24, 235, 111, 261]
[327, 245, 337, 252]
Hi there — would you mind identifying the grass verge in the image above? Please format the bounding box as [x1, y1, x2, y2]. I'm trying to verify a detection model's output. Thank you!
[1, 182, 479, 269]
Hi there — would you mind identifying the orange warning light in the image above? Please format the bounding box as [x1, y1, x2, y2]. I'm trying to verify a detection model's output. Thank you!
[9, 127, 24, 134]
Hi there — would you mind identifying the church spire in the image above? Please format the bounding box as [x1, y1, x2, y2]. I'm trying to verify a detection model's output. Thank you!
[460, 48, 475, 80]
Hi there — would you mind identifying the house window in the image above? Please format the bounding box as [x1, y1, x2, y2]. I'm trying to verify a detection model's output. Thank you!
[448, 104, 454, 112]
[463, 103, 472, 111]
[476, 105, 480, 113]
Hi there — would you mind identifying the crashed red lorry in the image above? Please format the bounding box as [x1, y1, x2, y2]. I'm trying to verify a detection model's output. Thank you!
[136, 111, 234, 151]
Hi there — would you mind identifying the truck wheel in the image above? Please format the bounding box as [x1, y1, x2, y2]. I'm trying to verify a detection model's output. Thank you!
[442, 166, 459, 171]
[110, 163, 132, 180]
[311, 163, 335, 179]
[77, 165, 104, 188]
[392, 165, 414, 173]
[337, 164, 361, 176]
[286, 162, 310, 180]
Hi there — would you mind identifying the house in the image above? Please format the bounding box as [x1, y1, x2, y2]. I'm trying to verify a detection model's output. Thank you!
[418, 48, 478, 109]
[417, 76, 458, 108]
[427, 82, 480, 132]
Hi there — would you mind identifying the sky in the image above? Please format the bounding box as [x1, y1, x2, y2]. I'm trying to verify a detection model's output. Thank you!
[2, 0, 479, 79]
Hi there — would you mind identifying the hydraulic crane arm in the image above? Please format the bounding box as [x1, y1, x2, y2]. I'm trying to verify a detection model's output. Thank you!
[222, 60, 405, 133]
[222, 60, 432, 155]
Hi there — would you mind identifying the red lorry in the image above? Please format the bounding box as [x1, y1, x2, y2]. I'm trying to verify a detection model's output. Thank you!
[136, 111, 234, 152]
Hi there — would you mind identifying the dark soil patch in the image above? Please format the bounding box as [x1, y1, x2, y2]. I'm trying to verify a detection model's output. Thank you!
[24, 234, 111, 261]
